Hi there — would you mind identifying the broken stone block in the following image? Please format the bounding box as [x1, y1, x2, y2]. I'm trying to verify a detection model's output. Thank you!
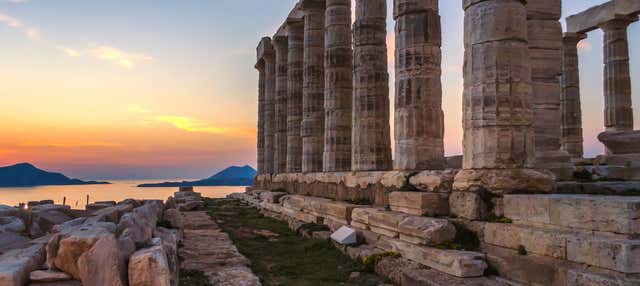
[331, 226, 357, 245]
[259, 191, 287, 204]
[162, 208, 183, 229]
[484, 223, 566, 259]
[453, 169, 555, 194]
[0, 216, 25, 233]
[504, 194, 640, 234]
[566, 235, 640, 274]
[50, 226, 112, 279]
[77, 234, 126, 286]
[389, 192, 449, 216]
[351, 208, 383, 226]
[0, 231, 30, 255]
[408, 170, 457, 192]
[0, 205, 19, 217]
[30, 270, 73, 283]
[449, 192, 488, 220]
[89, 203, 135, 224]
[398, 216, 456, 245]
[377, 236, 487, 278]
[0, 244, 45, 286]
[128, 245, 171, 286]
[324, 201, 363, 223]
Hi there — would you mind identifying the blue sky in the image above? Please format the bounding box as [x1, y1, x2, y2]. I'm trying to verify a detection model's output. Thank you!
[0, 0, 638, 179]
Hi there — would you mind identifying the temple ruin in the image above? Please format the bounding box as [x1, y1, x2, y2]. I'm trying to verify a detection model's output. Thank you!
[249, 0, 640, 285]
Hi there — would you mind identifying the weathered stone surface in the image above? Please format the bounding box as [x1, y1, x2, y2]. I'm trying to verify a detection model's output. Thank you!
[389, 191, 449, 216]
[394, 0, 445, 170]
[129, 245, 171, 286]
[453, 169, 556, 194]
[408, 170, 456, 192]
[351, 207, 383, 226]
[599, 130, 640, 155]
[256, 58, 266, 174]
[285, 20, 304, 174]
[163, 208, 183, 229]
[378, 236, 487, 278]
[398, 216, 455, 245]
[503, 194, 640, 234]
[330, 226, 357, 245]
[566, 0, 640, 34]
[300, 0, 326, 173]
[0, 205, 19, 217]
[374, 256, 423, 286]
[273, 35, 289, 175]
[449, 191, 488, 220]
[0, 244, 45, 286]
[30, 270, 73, 282]
[77, 234, 126, 286]
[29, 209, 73, 238]
[368, 210, 409, 238]
[323, 0, 353, 172]
[484, 223, 566, 259]
[0, 231, 31, 255]
[153, 227, 180, 286]
[259, 191, 287, 204]
[51, 226, 112, 279]
[352, 0, 392, 171]
[561, 32, 586, 159]
[401, 268, 514, 286]
[0, 216, 25, 233]
[90, 203, 134, 224]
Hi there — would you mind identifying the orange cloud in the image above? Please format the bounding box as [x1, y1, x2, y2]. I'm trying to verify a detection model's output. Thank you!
[18, 141, 123, 148]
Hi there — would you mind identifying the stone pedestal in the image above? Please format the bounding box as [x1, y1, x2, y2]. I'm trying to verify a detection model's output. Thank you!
[600, 17, 636, 132]
[263, 40, 276, 175]
[457, 0, 554, 193]
[255, 62, 266, 175]
[301, 0, 326, 173]
[561, 32, 586, 160]
[527, 0, 574, 180]
[323, 0, 352, 172]
[273, 36, 289, 174]
[287, 20, 305, 173]
[352, 0, 392, 171]
[393, 0, 445, 171]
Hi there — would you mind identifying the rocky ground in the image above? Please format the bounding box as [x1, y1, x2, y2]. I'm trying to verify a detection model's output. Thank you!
[204, 198, 388, 286]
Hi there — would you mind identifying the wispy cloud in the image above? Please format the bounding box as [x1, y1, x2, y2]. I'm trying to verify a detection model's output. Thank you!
[89, 46, 153, 69]
[25, 27, 40, 40]
[18, 141, 123, 148]
[0, 12, 41, 42]
[58, 46, 81, 57]
[0, 12, 22, 28]
[156, 116, 230, 134]
[127, 104, 150, 114]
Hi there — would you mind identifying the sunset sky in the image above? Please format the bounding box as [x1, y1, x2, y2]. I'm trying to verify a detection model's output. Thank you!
[0, 0, 638, 180]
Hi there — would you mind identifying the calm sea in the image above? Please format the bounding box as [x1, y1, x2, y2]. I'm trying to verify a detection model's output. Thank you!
[0, 179, 246, 209]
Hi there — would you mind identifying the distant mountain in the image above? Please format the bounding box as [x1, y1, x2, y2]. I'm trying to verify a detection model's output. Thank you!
[138, 165, 256, 187]
[0, 163, 110, 187]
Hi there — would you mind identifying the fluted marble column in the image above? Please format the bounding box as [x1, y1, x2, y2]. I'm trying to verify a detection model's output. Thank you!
[527, 0, 573, 179]
[287, 20, 305, 173]
[454, 0, 553, 193]
[561, 32, 586, 159]
[301, 0, 326, 173]
[323, 0, 352, 172]
[273, 36, 289, 174]
[393, 0, 445, 170]
[263, 41, 276, 174]
[255, 61, 266, 175]
[600, 17, 636, 132]
[352, 0, 392, 171]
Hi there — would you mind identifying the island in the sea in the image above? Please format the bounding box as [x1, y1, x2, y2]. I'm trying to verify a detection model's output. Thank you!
[0, 163, 110, 187]
[138, 165, 256, 187]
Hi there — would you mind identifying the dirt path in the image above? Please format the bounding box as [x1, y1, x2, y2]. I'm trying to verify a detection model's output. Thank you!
[179, 210, 261, 286]
[205, 198, 387, 286]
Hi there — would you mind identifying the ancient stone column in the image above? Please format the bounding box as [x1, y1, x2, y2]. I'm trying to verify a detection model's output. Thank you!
[323, 0, 353, 172]
[561, 32, 586, 159]
[454, 0, 554, 193]
[301, 0, 326, 173]
[600, 17, 636, 132]
[263, 41, 276, 175]
[273, 36, 289, 174]
[255, 61, 266, 175]
[393, 0, 445, 170]
[352, 0, 393, 171]
[287, 20, 305, 173]
[527, 0, 574, 180]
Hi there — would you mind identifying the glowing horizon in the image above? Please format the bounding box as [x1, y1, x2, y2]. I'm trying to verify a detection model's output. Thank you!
[0, 0, 638, 179]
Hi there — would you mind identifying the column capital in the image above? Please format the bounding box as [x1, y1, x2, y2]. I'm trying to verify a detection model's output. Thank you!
[598, 15, 638, 30]
[300, 0, 325, 11]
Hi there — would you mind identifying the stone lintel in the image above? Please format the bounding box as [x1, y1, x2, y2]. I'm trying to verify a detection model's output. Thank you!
[566, 0, 640, 34]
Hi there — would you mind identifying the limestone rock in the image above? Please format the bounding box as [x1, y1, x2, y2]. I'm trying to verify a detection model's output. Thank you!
[0, 231, 31, 255]
[0, 244, 45, 286]
[259, 191, 287, 204]
[0, 205, 19, 217]
[0, 216, 25, 233]
[77, 234, 126, 286]
[389, 192, 449, 216]
[162, 208, 183, 229]
[408, 170, 456, 192]
[453, 169, 556, 194]
[128, 245, 171, 286]
[449, 192, 488, 220]
[50, 226, 112, 279]
[30, 270, 73, 283]
[89, 203, 135, 224]
[153, 227, 179, 286]
[177, 200, 204, 211]
[331, 226, 357, 245]
[116, 203, 162, 246]
[368, 211, 409, 238]
[29, 209, 73, 238]
[398, 216, 456, 245]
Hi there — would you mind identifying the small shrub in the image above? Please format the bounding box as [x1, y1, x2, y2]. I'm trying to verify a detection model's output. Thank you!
[517, 245, 527, 256]
[360, 252, 401, 272]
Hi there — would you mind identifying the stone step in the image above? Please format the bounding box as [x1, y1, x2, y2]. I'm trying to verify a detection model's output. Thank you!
[483, 222, 640, 273]
[377, 236, 487, 278]
[503, 194, 640, 234]
[388, 191, 449, 216]
[557, 181, 640, 196]
[401, 269, 517, 286]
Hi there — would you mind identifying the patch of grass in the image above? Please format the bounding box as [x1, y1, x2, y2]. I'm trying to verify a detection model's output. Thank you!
[204, 198, 381, 286]
[296, 223, 330, 235]
[360, 252, 401, 272]
[179, 269, 211, 286]
[487, 215, 513, 224]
